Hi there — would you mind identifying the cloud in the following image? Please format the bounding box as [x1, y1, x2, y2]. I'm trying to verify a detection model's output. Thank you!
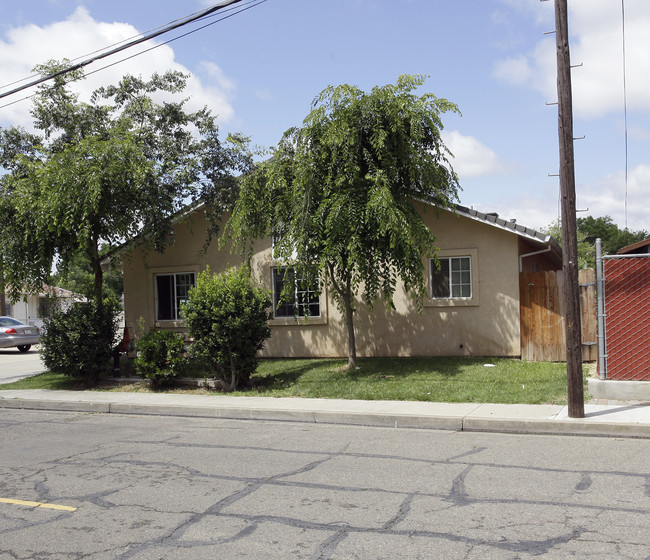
[471, 195, 559, 232]
[255, 88, 273, 102]
[493, 54, 532, 86]
[494, 0, 650, 118]
[578, 164, 650, 232]
[487, 164, 650, 232]
[443, 131, 506, 179]
[493, 39, 555, 97]
[0, 7, 235, 130]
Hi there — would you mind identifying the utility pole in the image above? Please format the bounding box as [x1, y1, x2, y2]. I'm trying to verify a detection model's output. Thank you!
[554, 0, 584, 417]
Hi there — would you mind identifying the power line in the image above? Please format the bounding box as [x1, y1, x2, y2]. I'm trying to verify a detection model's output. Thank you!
[621, 0, 629, 230]
[82, 0, 267, 82]
[0, 0, 259, 101]
[0, 6, 215, 92]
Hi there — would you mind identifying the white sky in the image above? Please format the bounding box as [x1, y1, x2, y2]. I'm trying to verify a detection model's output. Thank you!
[1, 0, 648, 233]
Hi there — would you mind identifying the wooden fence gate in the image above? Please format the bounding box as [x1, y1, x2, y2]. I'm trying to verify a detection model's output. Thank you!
[520, 269, 597, 362]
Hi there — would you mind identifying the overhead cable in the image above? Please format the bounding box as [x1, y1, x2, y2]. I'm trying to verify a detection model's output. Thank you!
[0, 5, 215, 92]
[0, 0, 246, 100]
[82, 0, 267, 82]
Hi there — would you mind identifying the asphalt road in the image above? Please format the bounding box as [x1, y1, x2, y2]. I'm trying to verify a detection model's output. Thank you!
[1, 409, 649, 559]
[0, 347, 45, 384]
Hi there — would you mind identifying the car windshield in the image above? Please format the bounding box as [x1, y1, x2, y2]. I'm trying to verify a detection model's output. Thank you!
[0, 317, 23, 327]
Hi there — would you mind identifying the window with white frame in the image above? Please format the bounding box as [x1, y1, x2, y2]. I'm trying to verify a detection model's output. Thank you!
[430, 256, 472, 299]
[272, 267, 320, 318]
[155, 272, 195, 321]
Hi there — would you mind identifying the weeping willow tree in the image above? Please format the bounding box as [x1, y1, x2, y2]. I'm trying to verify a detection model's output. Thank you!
[227, 75, 460, 368]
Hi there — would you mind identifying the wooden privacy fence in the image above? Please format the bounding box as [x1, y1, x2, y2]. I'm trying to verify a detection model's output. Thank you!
[520, 269, 597, 362]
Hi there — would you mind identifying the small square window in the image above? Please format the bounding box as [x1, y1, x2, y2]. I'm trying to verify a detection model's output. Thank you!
[430, 256, 472, 299]
[272, 267, 320, 318]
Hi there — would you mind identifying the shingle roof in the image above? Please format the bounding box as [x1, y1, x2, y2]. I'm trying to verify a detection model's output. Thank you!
[102, 199, 562, 266]
[454, 204, 559, 249]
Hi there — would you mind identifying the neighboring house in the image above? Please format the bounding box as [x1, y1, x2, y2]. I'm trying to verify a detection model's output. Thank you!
[117, 200, 565, 360]
[3, 286, 82, 330]
[617, 237, 650, 255]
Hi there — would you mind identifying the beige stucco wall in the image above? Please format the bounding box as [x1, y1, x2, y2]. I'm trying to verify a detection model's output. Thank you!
[122, 203, 522, 358]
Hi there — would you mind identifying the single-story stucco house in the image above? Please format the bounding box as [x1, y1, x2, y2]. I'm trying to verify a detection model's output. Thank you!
[115, 200, 564, 360]
[2, 286, 82, 330]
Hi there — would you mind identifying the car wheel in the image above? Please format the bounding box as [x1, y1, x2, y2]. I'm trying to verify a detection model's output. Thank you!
[17, 345, 31, 353]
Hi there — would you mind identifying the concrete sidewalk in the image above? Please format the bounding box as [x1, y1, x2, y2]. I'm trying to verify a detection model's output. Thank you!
[1, 388, 649, 438]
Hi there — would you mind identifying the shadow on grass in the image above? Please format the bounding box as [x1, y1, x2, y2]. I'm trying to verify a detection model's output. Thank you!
[251, 358, 344, 390]
[344, 356, 469, 381]
[251, 356, 470, 391]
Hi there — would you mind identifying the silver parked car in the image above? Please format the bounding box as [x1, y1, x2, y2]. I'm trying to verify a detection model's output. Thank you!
[0, 316, 40, 352]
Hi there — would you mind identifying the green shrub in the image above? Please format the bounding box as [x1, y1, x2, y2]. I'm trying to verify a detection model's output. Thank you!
[134, 324, 186, 388]
[182, 266, 272, 392]
[41, 298, 120, 383]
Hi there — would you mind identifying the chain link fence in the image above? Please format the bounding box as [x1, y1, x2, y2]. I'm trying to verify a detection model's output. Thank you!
[597, 241, 650, 380]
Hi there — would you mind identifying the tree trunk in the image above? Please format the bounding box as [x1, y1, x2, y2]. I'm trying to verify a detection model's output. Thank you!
[88, 236, 103, 307]
[343, 294, 357, 369]
[327, 262, 357, 369]
[226, 352, 237, 392]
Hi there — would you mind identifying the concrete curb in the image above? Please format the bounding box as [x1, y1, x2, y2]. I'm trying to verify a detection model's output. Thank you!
[461, 416, 650, 438]
[0, 398, 111, 413]
[0, 397, 466, 431]
[2, 393, 649, 438]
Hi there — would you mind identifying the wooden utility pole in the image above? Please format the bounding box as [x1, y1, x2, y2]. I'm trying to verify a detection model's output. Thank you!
[555, 0, 584, 417]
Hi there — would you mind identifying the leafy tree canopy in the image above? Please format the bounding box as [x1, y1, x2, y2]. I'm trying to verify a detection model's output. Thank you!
[227, 74, 460, 367]
[577, 216, 648, 258]
[0, 60, 252, 304]
[51, 244, 123, 301]
[544, 216, 649, 269]
[542, 219, 592, 269]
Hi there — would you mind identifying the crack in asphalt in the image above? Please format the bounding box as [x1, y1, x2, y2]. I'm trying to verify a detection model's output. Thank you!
[2, 411, 649, 559]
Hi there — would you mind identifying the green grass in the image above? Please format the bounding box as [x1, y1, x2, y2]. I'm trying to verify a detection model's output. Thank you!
[235, 357, 587, 405]
[0, 357, 588, 405]
[0, 371, 80, 391]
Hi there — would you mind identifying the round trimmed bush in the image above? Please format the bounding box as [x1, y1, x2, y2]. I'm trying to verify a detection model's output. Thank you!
[134, 325, 186, 389]
[181, 266, 272, 391]
[41, 298, 120, 383]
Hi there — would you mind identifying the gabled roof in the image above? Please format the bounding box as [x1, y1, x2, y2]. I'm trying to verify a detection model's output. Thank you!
[454, 204, 561, 251]
[102, 199, 562, 265]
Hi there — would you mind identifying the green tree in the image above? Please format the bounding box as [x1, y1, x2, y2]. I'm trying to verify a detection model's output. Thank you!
[51, 245, 123, 301]
[543, 216, 648, 269]
[226, 75, 460, 368]
[181, 266, 272, 392]
[542, 219, 593, 269]
[577, 216, 648, 257]
[1, 60, 251, 307]
[0, 127, 43, 307]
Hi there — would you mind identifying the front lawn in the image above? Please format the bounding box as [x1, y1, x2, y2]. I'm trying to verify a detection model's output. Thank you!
[0, 357, 590, 405]
[234, 357, 585, 404]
